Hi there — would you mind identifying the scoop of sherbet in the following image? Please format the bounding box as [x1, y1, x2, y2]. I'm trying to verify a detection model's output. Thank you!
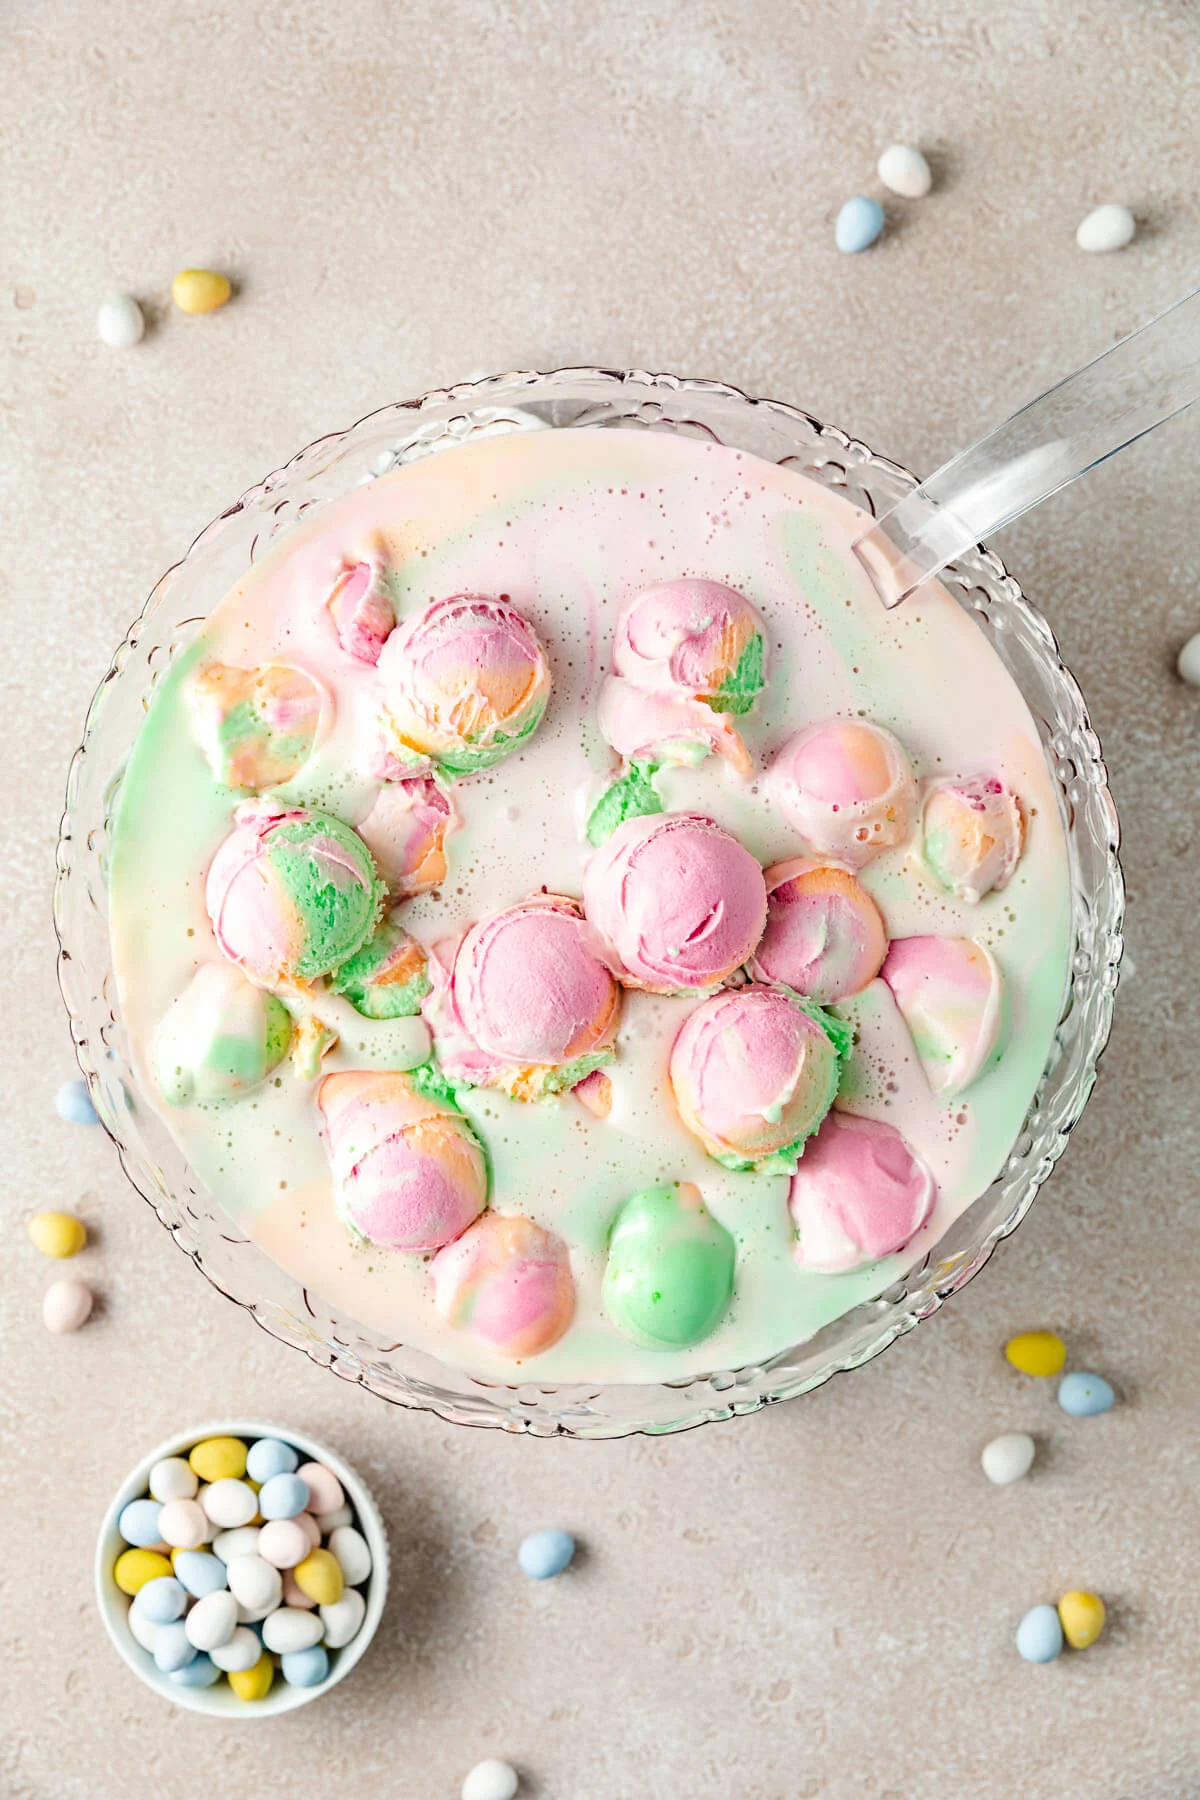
[377, 593, 550, 777]
[750, 859, 888, 1004]
[429, 1212, 575, 1358]
[326, 560, 395, 664]
[596, 677, 750, 773]
[329, 912, 430, 1019]
[187, 662, 326, 791]
[881, 935, 1003, 1097]
[613, 578, 766, 714]
[602, 1182, 734, 1349]
[357, 775, 456, 896]
[583, 812, 767, 993]
[770, 719, 917, 870]
[153, 964, 291, 1105]
[585, 761, 664, 847]
[669, 985, 847, 1170]
[921, 776, 1024, 904]
[318, 1070, 487, 1251]
[788, 1111, 936, 1271]
[206, 803, 384, 987]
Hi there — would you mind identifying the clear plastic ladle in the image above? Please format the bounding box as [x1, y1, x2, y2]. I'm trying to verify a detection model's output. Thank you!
[854, 282, 1200, 607]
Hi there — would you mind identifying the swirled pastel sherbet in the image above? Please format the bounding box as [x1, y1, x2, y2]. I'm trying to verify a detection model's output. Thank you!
[613, 578, 765, 714]
[187, 662, 326, 790]
[881, 936, 1004, 1097]
[583, 812, 767, 993]
[921, 776, 1024, 904]
[318, 1070, 487, 1251]
[205, 803, 383, 986]
[602, 1182, 735, 1349]
[750, 858, 888, 1004]
[429, 1212, 575, 1357]
[357, 775, 456, 896]
[326, 560, 395, 664]
[153, 963, 292, 1105]
[596, 678, 750, 772]
[329, 911, 430, 1019]
[669, 985, 846, 1170]
[770, 719, 917, 869]
[377, 593, 550, 776]
[424, 895, 620, 1098]
[787, 1111, 936, 1271]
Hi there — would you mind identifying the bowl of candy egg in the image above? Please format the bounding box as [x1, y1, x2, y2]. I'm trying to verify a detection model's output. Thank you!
[95, 1421, 388, 1716]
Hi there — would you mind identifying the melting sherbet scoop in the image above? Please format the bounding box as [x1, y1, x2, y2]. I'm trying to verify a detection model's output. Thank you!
[430, 1212, 575, 1357]
[602, 1182, 735, 1349]
[788, 1111, 936, 1272]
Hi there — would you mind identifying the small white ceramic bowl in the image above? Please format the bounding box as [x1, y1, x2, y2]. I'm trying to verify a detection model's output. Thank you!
[95, 1419, 389, 1717]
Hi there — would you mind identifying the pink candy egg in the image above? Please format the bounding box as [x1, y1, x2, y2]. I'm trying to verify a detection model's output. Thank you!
[296, 1463, 344, 1517]
[750, 859, 888, 1004]
[357, 775, 457, 896]
[326, 559, 395, 664]
[921, 776, 1024, 903]
[430, 1212, 576, 1359]
[318, 1070, 488, 1251]
[257, 1519, 310, 1569]
[881, 935, 1003, 1097]
[583, 812, 767, 993]
[788, 1111, 936, 1271]
[770, 719, 917, 870]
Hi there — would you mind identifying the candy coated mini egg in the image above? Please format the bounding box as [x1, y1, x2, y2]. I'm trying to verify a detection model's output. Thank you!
[173, 1550, 228, 1599]
[1058, 1372, 1115, 1416]
[1076, 203, 1136, 253]
[1004, 1332, 1066, 1378]
[200, 1477, 257, 1528]
[282, 1570, 318, 1610]
[27, 1211, 86, 1258]
[133, 1576, 187, 1624]
[876, 143, 933, 198]
[245, 1437, 299, 1483]
[835, 196, 885, 254]
[1016, 1604, 1063, 1663]
[127, 1603, 159, 1653]
[55, 1078, 98, 1125]
[981, 1433, 1036, 1486]
[258, 1519, 310, 1569]
[154, 1621, 197, 1674]
[96, 292, 145, 349]
[149, 1457, 198, 1503]
[118, 1499, 164, 1548]
[226, 1552, 282, 1614]
[293, 1547, 343, 1606]
[171, 1653, 221, 1689]
[296, 1462, 344, 1516]
[1177, 633, 1200, 686]
[328, 1524, 372, 1587]
[316, 1504, 353, 1534]
[212, 1524, 260, 1563]
[282, 1644, 330, 1688]
[209, 1626, 263, 1673]
[1058, 1590, 1107, 1649]
[517, 1529, 576, 1581]
[158, 1498, 209, 1549]
[228, 1652, 274, 1700]
[115, 1548, 173, 1595]
[319, 1588, 366, 1649]
[462, 1760, 520, 1800]
[43, 1276, 93, 1333]
[297, 1512, 321, 1550]
[262, 1607, 325, 1654]
[171, 268, 232, 314]
[258, 1472, 309, 1520]
[184, 1588, 238, 1652]
[189, 1436, 248, 1482]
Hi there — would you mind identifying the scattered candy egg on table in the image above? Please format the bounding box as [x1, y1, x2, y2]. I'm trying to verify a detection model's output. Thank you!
[980, 1433, 1036, 1486]
[518, 1530, 576, 1581]
[149, 1458, 198, 1503]
[1076, 203, 1136, 253]
[1016, 1604, 1064, 1664]
[1176, 633, 1200, 686]
[43, 1276, 94, 1333]
[877, 143, 933, 198]
[117, 1499, 164, 1548]
[462, 1760, 520, 1800]
[835, 196, 885, 253]
[171, 268, 232, 313]
[96, 293, 145, 348]
[55, 1078, 98, 1125]
[27, 1211, 86, 1258]
[281, 1645, 330, 1688]
[189, 1436, 248, 1482]
[1004, 1331, 1066, 1378]
[1058, 1371, 1116, 1416]
[1058, 1590, 1107, 1649]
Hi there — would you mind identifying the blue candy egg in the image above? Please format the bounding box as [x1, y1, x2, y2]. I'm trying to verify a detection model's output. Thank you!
[246, 1437, 300, 1483]
[174, 1550, 229, 1599]
[258, 1471, 310, 1520]
[170, 1652, 221, 1688]
[118, 1498, 164, 1548]
[1058, 1372, 1115, 1417]
[134, 1576, 187, 1624]
[1016, 1604, 1064, 1663]
[517, 1528, 577, 1581]
[281, 1644, 330, 1688]
[153, 1621, 197, 1673]
[55, 1078, 99, 1126]
[835, 196, 885, 254]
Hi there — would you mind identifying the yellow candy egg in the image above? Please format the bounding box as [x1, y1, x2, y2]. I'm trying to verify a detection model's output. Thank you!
[1004, 1331, 1066, 1378]
[114, 1547, 173, 1595]
[293, 1547, 343, 1606]
[172, 268, 232, 315]
[1058, 1590, 1106, 1649]
[228, 1652, 274, 1701]
[189, 1436, 248, 1481]
[27, 1211, 86, 1258]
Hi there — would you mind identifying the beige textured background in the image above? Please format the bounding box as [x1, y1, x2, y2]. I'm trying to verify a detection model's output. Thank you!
[3, 2, 1199, 1796]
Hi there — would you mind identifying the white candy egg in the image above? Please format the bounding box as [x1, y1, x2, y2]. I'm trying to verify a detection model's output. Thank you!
[212, 1525, 261, 1564]
[209, 1626, 263, 1673]
[149, 1457, 198, 1503]
[327, 1524, 372, 1587]
[316, 1505, 353, 1534]
[184, 1589, 238, 1652]
[1177, 633, 1200, 686]
[462, 1761, 519, 1800]
[96, 293, 146, 348]
[200, 1478, 258, 1529]
[981, 1431, 1036, 1485]
[1076, 204, 1136, 253]
[319, 1587, 366, 1649]
[226, 1552, 283, 1614]
[876, 144, 932, 198]
[262, 1608, 325, 1654]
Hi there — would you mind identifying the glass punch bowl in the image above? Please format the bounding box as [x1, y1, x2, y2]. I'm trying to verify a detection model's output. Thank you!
[55, 369, 1123, 1437]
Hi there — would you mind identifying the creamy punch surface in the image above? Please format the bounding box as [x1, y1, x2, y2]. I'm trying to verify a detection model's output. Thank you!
[109, 427, 1071, 1382]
